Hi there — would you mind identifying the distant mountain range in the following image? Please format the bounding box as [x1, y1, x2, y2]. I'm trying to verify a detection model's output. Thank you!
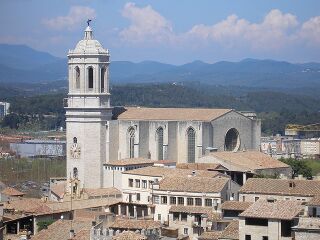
[0, 44, 320, 89]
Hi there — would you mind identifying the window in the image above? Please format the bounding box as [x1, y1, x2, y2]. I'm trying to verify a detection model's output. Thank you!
[136, 193, 140, 201]
[170, 197, 176, 205]
[242, 196, 245, 201]
[173, 212, 179, 221]
[245, 235, 251, 240]
[205, 199, 212, 207]
[135, 179, 140, 188]
[245, 218, 268, 226]
[187, 198, 194, 206]
[255, 197, 259, 202]
[178, 197, 184, 205]
[142, 180, 147, 188]
[156, 127, 164, 160]
[100, 68, 105, 92]
[181, 213, 187, 221]
[262, 237, 268, 240]
[149, 180, 154, 189]
[128, 127, 135, 158]
[88, 67, 93, 89]
[281, 220, 292, 237]
[73, 167, 78, 178]
[73, 137, 77, 144]
[158, 214, 161, 221]
[129, 194, 132, 202]
[153, 196, 159, 204]
[195, 198, 202, 206]
[184, 228, 188, 235]
[128, 179, 133, 187]
[187, 128, 195, 163]
[225, 128, 240, 151]
[75, 66, 80, 89]
[161, 196, 167, 204]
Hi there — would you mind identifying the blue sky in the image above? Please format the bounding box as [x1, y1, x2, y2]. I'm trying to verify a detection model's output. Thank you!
[1, 0, 320, 64]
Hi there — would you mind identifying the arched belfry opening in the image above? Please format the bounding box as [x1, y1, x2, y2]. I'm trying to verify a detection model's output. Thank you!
[187, 127, 196, 163]
[75, 66, 80, 89]
[88, 67, 93, 89]
[100, 68, 105, 92]
[224, 128, 240, 151]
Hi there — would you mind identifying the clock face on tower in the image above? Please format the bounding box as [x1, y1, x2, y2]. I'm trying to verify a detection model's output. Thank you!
[70, 143, 81, 159]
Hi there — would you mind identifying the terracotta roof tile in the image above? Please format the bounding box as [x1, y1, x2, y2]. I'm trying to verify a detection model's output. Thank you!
[219, 220, 239, 239]
[124, 166, 223, 178]
[292, 217, 320, 230]
[221, 201, 253, 211]
[117, 107, 232, 122]
[51, 183, 66, 199]
[240, 178, 320, 197]
[107, 217, 161, 230]
[176, 163, 222, 171]
[5, 197, 120, 215]
[106, 158, 156, 166]
[71, 229, 90, 240]
[198, 231, 222, 240]
[239, 199, 303, 220]
[159, 176, 228, 193]
[112, 231, 147, 240]
[1, 187, 24, 196]
[84, 187, 121, 197]
[31, 219, 92, 240]
[207, 151, 289, 171]
[307, 195, 320, 206]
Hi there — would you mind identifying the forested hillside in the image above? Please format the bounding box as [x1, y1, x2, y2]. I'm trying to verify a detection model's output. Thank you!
[1, 83, 319, 135]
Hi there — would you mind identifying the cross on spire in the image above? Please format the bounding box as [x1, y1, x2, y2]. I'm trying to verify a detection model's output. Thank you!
[87, 19, 92, 26]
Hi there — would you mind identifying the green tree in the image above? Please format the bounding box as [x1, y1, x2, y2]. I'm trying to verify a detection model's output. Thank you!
[280, 158, 312, 178]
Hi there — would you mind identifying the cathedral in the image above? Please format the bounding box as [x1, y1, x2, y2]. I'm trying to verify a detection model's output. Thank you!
[65, 24, 261, 189]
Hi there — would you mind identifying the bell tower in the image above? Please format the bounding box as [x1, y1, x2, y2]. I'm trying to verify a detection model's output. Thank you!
[65, 21, 111, 189]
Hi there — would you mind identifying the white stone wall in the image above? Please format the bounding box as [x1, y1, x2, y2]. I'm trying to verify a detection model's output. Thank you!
[66, 34, 111, 189]
[239, 218, 286, 240]
[152, 190, 224, 222]
[121, 173, 160, 205]
[211, 111, 260, 151]
[295, 231, 320, 240]
[110, 110, 260, 166]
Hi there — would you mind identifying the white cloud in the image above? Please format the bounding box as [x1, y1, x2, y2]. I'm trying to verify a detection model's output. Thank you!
[42, 6, 96, 31]
[300, 16, 320, 45]
[187, 9, 298, 50]
[119, 2, 174, 43]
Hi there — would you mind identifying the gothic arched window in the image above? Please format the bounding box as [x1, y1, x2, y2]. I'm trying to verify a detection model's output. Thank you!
[100, 68, 105, 92]
[73, 167, 78, 178]
[75, 66, 80, 89]
[187, 127, 195, 163]
[73, 137, 77, 144]
[128, 127, 135, 158]
[156, 127, 164, 160]
[88, 67, 93, 89]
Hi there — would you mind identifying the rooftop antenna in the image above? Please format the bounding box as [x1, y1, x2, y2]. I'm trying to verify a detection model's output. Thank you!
[87, 19, 92, 26]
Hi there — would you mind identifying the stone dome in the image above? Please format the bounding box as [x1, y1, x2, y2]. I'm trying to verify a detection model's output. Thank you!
[69, 26, 109, 55]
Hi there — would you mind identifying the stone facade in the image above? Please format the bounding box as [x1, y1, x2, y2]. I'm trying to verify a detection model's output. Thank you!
[65, 25, 261, 189]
